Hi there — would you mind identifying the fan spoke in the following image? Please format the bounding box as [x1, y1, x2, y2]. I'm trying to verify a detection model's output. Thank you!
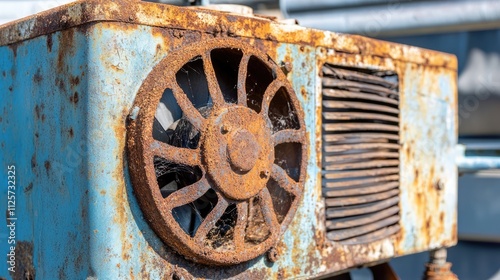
[273, 129, 305, 145]
[203, 51, 225, 108]
[151, 140, 201, 167]
[194, 193, 229, 242]
[234, 201, 249, 248]
[271, 164, 301, 196]
[260, 79, 284, 116]
[171, 82, 205, 131]
[237, 54, 251, 106]
[164, 177, 210, 210]
[259, 188, 279, 232]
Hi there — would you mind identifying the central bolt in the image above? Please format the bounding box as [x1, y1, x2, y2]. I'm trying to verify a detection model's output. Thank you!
[226, 128, 260, 173]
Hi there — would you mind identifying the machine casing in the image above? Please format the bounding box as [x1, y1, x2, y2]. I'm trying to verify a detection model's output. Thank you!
[0, 0, 457, 278]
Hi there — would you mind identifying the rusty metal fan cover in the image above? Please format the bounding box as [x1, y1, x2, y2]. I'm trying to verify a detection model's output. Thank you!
[127, 39, 307, 266]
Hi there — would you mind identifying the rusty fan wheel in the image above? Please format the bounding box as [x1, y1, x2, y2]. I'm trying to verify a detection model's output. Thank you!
[127, 38, 307, 266]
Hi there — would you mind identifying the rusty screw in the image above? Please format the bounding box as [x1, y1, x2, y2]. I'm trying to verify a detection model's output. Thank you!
[435, 180, 444, 191]
[280, 61, 293, 75]
[266, 247, 278, 262]
[220, 125, 229, 134]
[129, 106, 140, 120]
[227, 129, 259, 173]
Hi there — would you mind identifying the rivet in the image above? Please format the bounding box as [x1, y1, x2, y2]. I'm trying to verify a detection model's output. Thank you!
[267, 247, 278, 262]
[280, 61, 292, 75]
[221, 125, 229, 134]
[129, 106, 140, 120]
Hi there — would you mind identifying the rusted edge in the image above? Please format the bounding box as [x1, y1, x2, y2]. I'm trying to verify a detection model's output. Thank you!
[0, 0, 457, 69]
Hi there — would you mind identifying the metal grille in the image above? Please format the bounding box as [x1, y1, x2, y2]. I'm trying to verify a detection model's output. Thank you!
[321, 64, 401, 245]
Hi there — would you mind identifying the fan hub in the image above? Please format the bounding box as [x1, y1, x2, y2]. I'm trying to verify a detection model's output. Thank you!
[203, 106, 274, 201]
[227, 128, 259, 173]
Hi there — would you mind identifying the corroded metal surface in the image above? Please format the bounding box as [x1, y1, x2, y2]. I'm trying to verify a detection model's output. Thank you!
[321, 65, 401, 245]
[423, 249, 458, 280]
[0, 0, 457, 69]
[0, 0, 457, 279]
[424, 263, 458, 280]
[127, 38, 307, 266]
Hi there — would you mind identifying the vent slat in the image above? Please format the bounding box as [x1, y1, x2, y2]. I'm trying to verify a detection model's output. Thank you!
[325, 189, 399, 207]
[325, 152, 399, 163]
[323, 167, 400, 180]
[323, 65, 398, 89]
[324, 123, 399, 133]
[326, 215, 400, 241]
[322, 65, 400, 244]
[323, 181, 399, 197]
[324, 159, 399, 171]
[323, 77, 398, 97]
[323, 101, 399, 115]
[326, 205, 400, 230]
[324, 143, 400, 153]
[323, 112, 399, 123]
[338, 224, 401, 245]
[323, 132, 399, 142]
[325, 196, 400, 218]
[323, 88, 399, 106]
[324, 174, 399, 189]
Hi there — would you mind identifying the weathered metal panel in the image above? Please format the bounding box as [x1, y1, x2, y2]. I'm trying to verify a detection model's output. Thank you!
[0, 1, 457, 279]
[315, 45, 457, 275]
[0, 27, 91, 279]
[81, 23, 323, 279]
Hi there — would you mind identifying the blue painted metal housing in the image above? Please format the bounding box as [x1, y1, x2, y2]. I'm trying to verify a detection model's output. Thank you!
[0, 0, 458, 278]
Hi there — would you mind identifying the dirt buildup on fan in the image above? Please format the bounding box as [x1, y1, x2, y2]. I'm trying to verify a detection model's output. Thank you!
[268, 88, 300, 133]
[245, 197, 271, 244]
[205, 204, 237, 250]
[154, 106, 212, 188]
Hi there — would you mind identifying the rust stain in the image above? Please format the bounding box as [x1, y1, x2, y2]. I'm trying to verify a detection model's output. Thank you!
[55, 77, 65, 92]
[112, 107, 134, 265]
[10, 241, 35, 280]
[110, 64, 124, 73]
[8, 44, 17, 58]
[451, 222, 457, 244]
[30, 154, 36, 169]
[34, 105, 41, 120]
[57, 27, 75, 74]
[300, 86, 307, 100]
[33, 68, 43, 84]
[70, 75, 80, 87]
[24, 182, 34, 194]
[69, 91, 79, 104]
[46, 33, 53, 52]
[44, 160, 51, 173]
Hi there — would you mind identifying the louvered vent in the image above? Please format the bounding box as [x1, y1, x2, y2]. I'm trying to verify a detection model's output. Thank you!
[321, 64, 401, 245]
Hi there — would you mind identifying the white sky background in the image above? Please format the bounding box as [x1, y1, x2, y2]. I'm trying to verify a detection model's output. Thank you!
[0, 0, 75, 25]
